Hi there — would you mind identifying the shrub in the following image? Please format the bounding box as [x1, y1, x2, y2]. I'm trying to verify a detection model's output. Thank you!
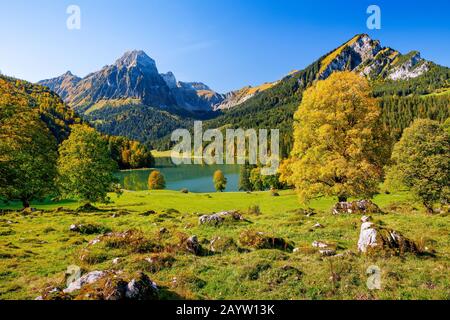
[248, 205, 262, 215]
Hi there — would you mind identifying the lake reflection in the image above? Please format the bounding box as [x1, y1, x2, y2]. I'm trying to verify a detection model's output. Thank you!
[117, 157, 241, 193]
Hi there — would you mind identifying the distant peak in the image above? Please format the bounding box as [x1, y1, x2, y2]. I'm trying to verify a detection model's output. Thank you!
[115, 50, 156, 69]
[62, 71, 76, 77]
[160, 71, 177, 88]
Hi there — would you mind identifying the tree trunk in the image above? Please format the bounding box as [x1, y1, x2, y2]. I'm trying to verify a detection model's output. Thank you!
[22, 198, 30, 209]
[338, 196, 348, 203]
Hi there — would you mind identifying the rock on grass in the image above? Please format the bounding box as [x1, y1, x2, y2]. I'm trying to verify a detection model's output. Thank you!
[40, 271, 158, 300]
[358, 217, 420, 255]
[239, 230, 294, 251]
[332, 200, 383, 215]
[69, 223, 110, 235]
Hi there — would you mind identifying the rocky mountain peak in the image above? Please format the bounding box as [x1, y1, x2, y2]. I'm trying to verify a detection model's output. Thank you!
[114, 50, 157, 72]
[160, 72, 178, 88]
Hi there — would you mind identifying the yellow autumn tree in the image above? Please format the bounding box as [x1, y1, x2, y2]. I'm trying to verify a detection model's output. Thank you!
[148, 170, 166, 190]
[279, 72, 389, 203]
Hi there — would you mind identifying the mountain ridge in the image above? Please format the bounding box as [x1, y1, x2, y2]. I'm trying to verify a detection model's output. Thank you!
[37, 34, 449, 148]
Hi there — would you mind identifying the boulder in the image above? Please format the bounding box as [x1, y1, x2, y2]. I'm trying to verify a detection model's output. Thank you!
[185, 235, 202, 255]
[332, 200, 382, 215]
[357, 218, 419, 255]
[125, 272, 158, 300]
[69, 223, 109, 235]
[64, 271, 107, 293]
[199, 211, 244, 225]
[50, 270, 159, 300]
[199, 214, 223, 225]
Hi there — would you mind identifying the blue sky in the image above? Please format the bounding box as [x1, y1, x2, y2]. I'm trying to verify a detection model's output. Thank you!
[0, 0, 449, 93]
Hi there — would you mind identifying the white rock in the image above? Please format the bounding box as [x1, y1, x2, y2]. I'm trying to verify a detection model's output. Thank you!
[357, 222, 379, 253]
[63, 271, 106, 293]
[312, 241, 329, 249]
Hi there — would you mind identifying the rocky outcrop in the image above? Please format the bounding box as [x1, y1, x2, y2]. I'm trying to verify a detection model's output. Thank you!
[64, 271, 107, 294]
[387, 51, 430, 80]
[199, 210, 244, 225]
[332, 200, 383, 215]
[213, 82, 278, 111]
[39, 271, 158, 300]
[319, 34, 383, 80]
[357, 217, 419, 255]
[318, 34, 432, 82]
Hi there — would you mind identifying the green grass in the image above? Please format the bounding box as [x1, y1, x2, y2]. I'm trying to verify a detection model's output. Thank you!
[0, 190, 448, 300]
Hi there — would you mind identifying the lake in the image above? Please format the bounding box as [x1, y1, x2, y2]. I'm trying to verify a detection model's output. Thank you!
[117, 157, 241, 193]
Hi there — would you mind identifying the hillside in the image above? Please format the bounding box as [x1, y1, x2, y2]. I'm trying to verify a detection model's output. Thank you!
[0, 74, 80, 142]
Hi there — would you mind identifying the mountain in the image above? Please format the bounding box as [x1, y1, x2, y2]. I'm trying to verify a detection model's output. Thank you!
[38, 71, 81, 101]
[39, 50, 225, 115]
[159, 71, 225, 113]
[0, 74, 79, 142]
[38, 35, 449, 150]
[201, 34, 449, 155]
[39, 50, 227, 143]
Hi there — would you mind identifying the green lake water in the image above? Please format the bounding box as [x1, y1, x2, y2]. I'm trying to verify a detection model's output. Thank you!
[117, 157, 241, 193]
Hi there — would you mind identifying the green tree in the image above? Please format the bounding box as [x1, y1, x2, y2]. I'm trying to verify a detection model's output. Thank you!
[57, 124, 118, 204]
[213, 170, 227, 192]
[280, 72, 389, 203]
[238, 164, 253, 191]
[386, 119, 449, 213]
[0, 104, 58, 208]
[250, 168, 264, 191]
[148, 170, 166, 190]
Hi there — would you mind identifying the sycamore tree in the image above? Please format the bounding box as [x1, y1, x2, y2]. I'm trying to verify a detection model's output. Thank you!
[0, 103, 58, 208]
[213, 170, 227, 192]
[386, 119, 449, 213]
[148, 170, 166, 190]
[57, 124, 118, 204]
[280, 71, 389, 203]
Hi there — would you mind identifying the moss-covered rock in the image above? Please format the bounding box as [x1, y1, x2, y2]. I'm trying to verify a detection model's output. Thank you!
[209, 236, 240, 253]
[358, 220, 420, 255]
[239, 230, 294, 251]
[69, 223, 110, 235]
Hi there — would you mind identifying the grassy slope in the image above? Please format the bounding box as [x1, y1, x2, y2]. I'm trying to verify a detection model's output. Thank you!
[0, 190, 449, 300]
